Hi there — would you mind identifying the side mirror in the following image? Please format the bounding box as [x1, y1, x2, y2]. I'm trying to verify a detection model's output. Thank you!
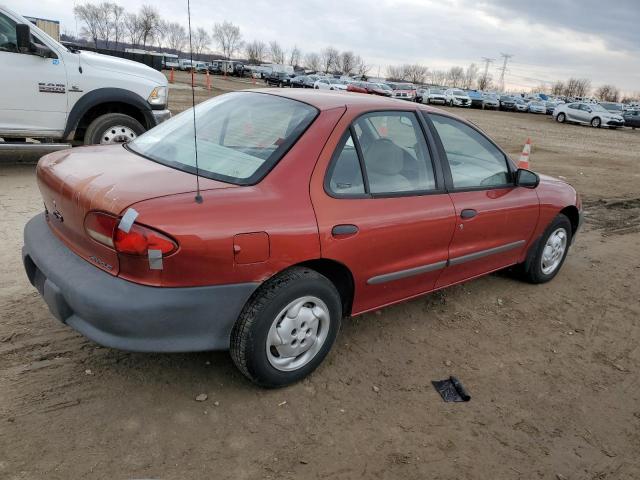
[515, 168, 539, 189]
[16, 23, 31, 53]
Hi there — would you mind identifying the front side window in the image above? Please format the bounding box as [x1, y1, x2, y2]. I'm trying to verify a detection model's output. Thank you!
[0, 13, 17, 52]
[128, 92, 317, 185]
[429, 114, 510, 189]
[327, 112, 436, 196]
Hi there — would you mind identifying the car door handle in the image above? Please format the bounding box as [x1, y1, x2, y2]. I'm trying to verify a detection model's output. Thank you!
[460, 209, 478, 219]
[332, 224, 359, 237]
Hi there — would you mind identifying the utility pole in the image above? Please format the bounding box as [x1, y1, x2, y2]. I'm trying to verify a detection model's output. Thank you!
[498, 53, 513, 92]
[480, 57, 494, 90]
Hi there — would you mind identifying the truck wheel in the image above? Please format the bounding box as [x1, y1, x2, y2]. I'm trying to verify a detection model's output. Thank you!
[84, 113, 145, 145]
[230, 267, 342, 388]
[521, 214, 572, 284]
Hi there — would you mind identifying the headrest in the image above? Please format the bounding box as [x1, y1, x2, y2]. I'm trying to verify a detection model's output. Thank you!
[365, 139, 404, 176]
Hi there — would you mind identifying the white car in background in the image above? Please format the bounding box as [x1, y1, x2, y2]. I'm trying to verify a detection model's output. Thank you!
[424, 87, 447, 104]
[444, 88, 471, 107]
[553, 102, 625, 128]
[528, 101, 547, 114]
[313, 78, 347, 91]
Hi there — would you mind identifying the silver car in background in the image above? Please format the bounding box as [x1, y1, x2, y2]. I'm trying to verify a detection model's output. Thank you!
[482, 93, 500, 110]
[528, 101, 547, 114]
[424, 87, 447, 104]
[553, 102, 625, 128]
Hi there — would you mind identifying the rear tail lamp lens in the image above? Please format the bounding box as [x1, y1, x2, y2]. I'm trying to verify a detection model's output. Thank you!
[84, 211, 177, 256]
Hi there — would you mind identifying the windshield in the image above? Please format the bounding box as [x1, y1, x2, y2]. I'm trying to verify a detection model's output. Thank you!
[128, 92, 318, 185]
[453, 90, 465, 96]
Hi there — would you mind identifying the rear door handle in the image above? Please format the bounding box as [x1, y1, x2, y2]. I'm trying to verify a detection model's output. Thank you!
[460, 209, 478, 219]
[332, 224, 359, 237]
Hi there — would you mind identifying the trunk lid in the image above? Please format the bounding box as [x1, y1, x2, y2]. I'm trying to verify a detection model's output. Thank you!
[37, 144, 233, 275]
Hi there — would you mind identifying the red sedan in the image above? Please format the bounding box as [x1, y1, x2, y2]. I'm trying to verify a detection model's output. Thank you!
[23, 90, 582, 387]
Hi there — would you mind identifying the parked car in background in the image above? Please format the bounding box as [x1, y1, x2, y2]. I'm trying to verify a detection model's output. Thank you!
[482, 93, 500, 110]
[302, 75, 320, 88]
[553, 102, 625, 128]
[528, 101, 547, 114]
[499, 96, 517, 111]
[622, 109, 640, 129]
[514, 98, 529, 112]
[425, 87, 447, 105]
[444, 89, 471, 107]
[545, 101, 557, 115]
[373, 83, 393, 96]
[387, 83, 416, 101]
[467, 90, 484, 108]
[314, 78, 348, 91]
[415, 87, 428, 103]
[347, 82, 391, 97]
[290, 75, 307, 88]
[24, 89, 583, 387]
[266, 72, 293, 87]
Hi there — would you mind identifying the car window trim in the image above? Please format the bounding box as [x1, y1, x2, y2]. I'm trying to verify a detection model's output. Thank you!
[323, 109, 446, 199]
[421, 112, 517, 192]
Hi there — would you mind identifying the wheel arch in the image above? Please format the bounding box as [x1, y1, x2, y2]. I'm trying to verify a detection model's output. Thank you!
[63, 88, 155, 142]
[559, 205, 580, 236]
[295, 258, 356, 317]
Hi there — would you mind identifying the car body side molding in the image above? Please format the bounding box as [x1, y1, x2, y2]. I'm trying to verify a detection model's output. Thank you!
[366, 240, 526, 285]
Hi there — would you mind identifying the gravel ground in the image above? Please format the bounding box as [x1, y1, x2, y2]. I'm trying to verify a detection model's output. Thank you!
[1, 75, 639, 479]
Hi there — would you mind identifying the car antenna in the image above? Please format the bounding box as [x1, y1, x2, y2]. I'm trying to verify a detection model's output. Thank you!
[187, 0, 203, 204]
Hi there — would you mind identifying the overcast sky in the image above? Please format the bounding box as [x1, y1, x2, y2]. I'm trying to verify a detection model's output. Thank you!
[8, 0, 640, 94]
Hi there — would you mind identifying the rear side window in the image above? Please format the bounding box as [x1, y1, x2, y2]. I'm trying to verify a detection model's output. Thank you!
[128, 92, 318, 185]
[327, 112, 437, 196]
[429, 114, 510, 189]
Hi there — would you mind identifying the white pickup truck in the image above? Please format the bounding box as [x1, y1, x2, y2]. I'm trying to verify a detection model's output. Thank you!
[0, 5, 171, 160]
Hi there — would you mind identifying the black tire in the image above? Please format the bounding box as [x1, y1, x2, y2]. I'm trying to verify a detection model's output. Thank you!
[230, 267, 342, 388]
[521, 214, 572, 284]
[591, 117, 601, 128]
[556, 113, 566, 123]
[84, 113, 145, 145]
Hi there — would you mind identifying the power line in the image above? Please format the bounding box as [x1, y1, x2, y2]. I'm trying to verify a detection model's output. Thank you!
[497, 53, 513, 92]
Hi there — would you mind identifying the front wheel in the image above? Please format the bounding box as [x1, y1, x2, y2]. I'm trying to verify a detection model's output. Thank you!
[556, 113, 566, 123]
[84, 113, 145, 145]
[591, 117, 601, 128]
[230, 267, 342, 388]
[521, 214, 572, 284]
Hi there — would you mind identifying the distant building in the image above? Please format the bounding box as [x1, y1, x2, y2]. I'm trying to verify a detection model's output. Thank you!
[24, 16, 60, 41]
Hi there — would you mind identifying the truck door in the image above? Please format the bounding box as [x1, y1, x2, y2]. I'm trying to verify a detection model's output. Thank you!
[0, 12, 68, 137]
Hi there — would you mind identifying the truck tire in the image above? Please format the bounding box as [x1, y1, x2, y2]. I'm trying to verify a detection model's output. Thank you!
[84, 113, 146, 145]
[230, 267, 342, 388]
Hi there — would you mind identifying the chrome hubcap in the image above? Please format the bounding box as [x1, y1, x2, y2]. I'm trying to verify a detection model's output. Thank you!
[100, 125, 137, 144]
[266, 296, 329, 372]
[541, 228, 567, 275]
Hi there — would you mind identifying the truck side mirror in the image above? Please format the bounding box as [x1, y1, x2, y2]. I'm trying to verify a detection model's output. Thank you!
[16, 23, 31, 53]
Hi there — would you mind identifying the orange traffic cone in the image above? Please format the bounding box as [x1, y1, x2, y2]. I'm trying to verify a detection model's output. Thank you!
[518, 138, 531, 169]
[169, 67, 174, 84]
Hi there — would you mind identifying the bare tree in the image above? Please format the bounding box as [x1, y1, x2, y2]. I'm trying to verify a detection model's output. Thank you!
[339, 51, 356, 75]
[74, 3, 102, 48]
[551, 80, 565, 96]
[139, 4, 160, 47]
[477, 72, 493, 90]
[429, 70, 447, 86]
[165, 22, 187, 52]
[154, 20, 169, 50]
[321, 46, 339, 73]
[386, 65, 404, 82]
[447, 66, 464, 87]
[405, 64, 428, 84]
[288, 45, 301, 68]
[92, 2, 113, 49]
[463, 63, 479, 89]
[564, 77, 591, 98]
[110, 3, 125, 50]
[245, 40, 267, 64]
[595, 84, 620, 102]
[213, 21, 243, 59]
[355, 55, 369, 77]
[268, 40, 285, 64]
[304, 52, 321, 71]
[192, 27, 210, 58]
[124, 13, 144, 47]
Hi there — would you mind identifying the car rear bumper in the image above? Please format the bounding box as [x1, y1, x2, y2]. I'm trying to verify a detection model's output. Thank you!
[23, 214, 259, 352]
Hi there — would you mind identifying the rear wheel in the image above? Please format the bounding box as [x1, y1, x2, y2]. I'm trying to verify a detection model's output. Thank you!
[84, 113, 145, 145]
[556, 113, 566, 123]
[591, 117, 601, 128]
[521, 214, 572, 284]
[230, 267, 342, 388]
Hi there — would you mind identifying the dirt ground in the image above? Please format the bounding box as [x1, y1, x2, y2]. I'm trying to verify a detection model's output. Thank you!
[1, 75, 639, 479]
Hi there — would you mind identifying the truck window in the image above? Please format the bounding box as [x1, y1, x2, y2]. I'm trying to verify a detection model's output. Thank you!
[0, 12, 17, 51]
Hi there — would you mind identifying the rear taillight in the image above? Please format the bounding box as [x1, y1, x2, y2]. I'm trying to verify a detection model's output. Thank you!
[84, 211, 177, 256]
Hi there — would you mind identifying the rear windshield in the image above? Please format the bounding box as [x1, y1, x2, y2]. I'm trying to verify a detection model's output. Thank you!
[128, 92, 318, 185]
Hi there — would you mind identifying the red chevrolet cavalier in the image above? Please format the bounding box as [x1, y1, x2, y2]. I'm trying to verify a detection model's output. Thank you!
[23, 90, 582, 387]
